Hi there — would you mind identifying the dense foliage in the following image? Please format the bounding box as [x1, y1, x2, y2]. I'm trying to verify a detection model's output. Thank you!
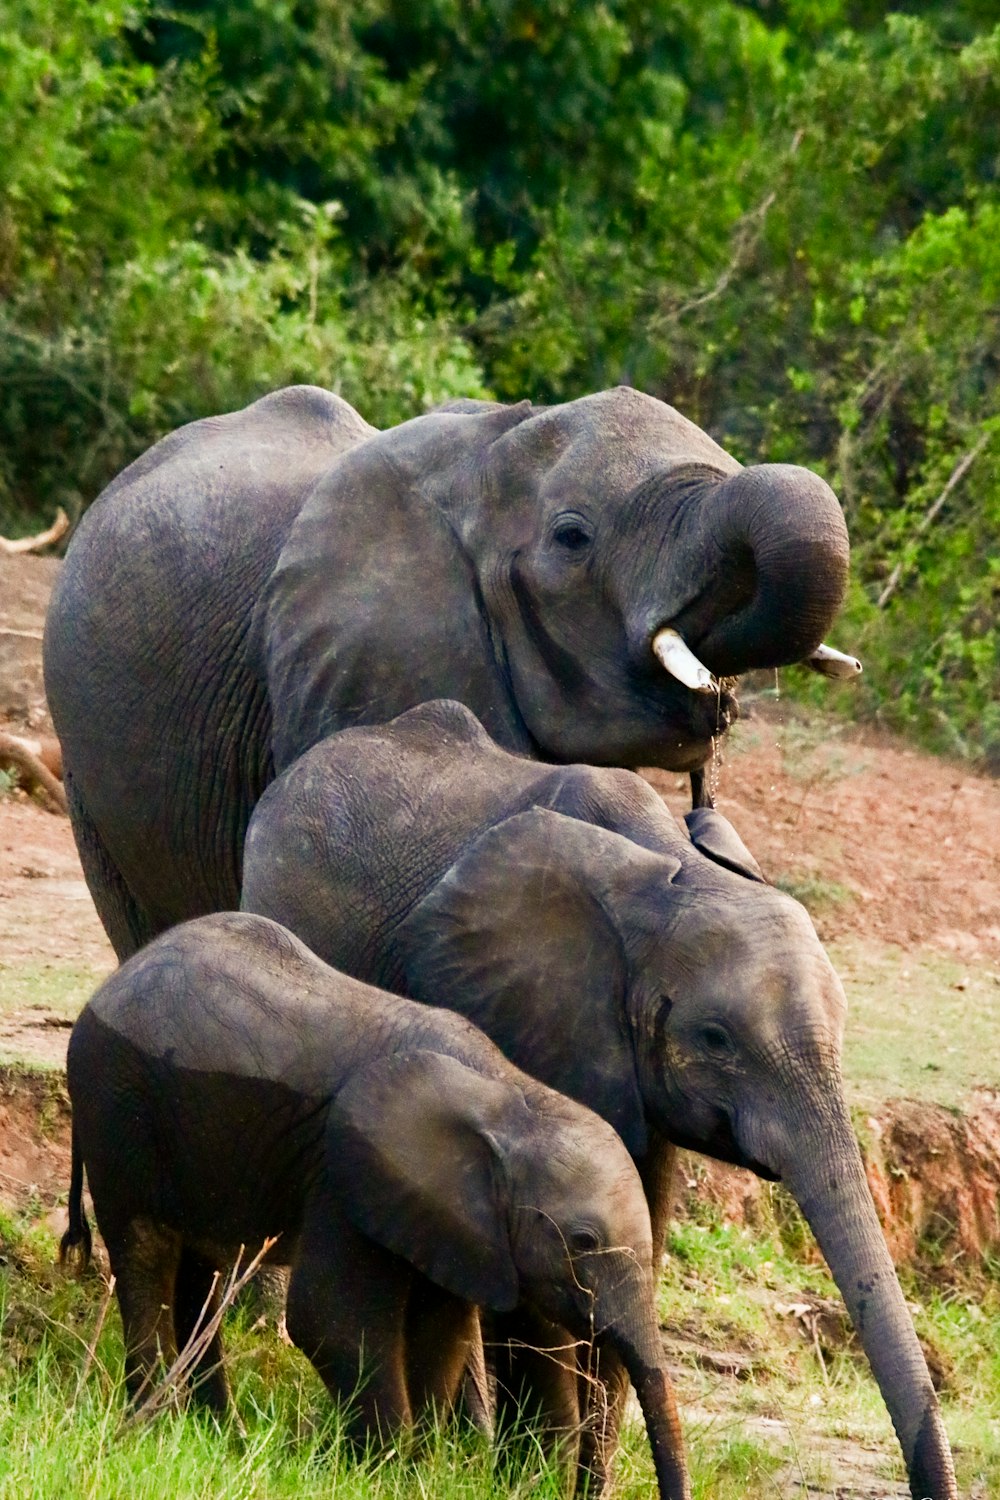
[2, 1, 997, 763]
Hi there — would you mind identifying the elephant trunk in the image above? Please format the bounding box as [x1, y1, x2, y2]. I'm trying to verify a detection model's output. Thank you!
[667, 463, 850, 678]
[780, 1106, 957, 1500]
[594, 1271, 691, 1500]
[629, 1362, 691, 1500]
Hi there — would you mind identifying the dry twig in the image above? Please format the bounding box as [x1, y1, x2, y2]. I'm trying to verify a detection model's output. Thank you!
[0, 508, 69, 555]
[877, 433, 990, 609]
[75, 1274, 117, 1402]
[120, 1237, 277, 1431]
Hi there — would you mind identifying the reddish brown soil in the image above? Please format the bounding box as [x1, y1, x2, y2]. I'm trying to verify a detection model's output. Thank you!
[0, 798, 115, 973]
[645, 698, 1000, 963]
[0, 553, 60, 733]
[864, 1089, 1000, 1264]
[0, 1068, 72, 1220]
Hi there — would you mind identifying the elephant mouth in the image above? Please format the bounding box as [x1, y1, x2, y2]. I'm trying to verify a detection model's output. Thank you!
[645, 671, 740, 764]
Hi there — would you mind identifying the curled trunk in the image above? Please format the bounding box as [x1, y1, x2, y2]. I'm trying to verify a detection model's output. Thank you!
[668, 463, 851, 677]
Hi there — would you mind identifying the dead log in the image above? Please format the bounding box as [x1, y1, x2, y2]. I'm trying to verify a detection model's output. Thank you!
[0, 731, 67, 814]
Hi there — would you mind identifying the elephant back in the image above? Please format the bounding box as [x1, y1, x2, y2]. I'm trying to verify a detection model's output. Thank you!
[45, 387, 373, 943]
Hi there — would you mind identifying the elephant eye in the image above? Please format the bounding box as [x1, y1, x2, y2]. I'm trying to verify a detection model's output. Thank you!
[700, 1023, 734, 1058]
[569, 1225, 601, 1253]
[552, 516, 593, 553]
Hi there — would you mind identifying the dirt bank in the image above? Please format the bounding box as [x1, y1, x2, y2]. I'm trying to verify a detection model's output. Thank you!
[0, 553, 60, 732]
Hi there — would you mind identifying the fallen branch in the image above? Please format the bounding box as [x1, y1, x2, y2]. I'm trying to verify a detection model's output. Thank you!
[0, 731, 67, 814]
[0, 508, 69, 555]
[877, 433, 990, 609]
[658, 129, 803, 326]
[120, 1237, 277, 1431]
[75, 1274, 117, 1403]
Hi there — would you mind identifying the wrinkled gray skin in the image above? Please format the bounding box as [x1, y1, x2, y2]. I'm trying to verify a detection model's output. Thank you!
[62, 912, 689, 1500]
[44, 385, 850, 959]
[241, 701, 956, 1500]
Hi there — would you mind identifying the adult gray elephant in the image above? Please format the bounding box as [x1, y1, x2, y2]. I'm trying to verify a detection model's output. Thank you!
[44, 384, 857, 959]
[63, 911, 689, 1500]
[240, 701, 955, 1500]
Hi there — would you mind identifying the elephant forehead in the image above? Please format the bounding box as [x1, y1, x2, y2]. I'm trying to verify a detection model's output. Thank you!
[523, 1091, 643, 1194]
[666, 892, 846, 1016]
[515, 388, 741, 507]
[521, 1135, 652, 1249]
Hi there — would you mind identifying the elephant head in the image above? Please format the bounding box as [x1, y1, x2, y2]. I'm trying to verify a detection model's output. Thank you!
[261, 386, 854, 777]
[328, 1048, 690, 1500]
[46, 383, 857, 960]
[394, 810, 955, 1500]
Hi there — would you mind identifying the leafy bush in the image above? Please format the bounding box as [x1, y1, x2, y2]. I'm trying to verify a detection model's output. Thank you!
[1, 1, 997, 761]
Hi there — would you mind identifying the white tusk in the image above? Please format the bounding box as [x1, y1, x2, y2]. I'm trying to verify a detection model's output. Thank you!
[806, 643, 863, 679]
[652, 628, 718, 693]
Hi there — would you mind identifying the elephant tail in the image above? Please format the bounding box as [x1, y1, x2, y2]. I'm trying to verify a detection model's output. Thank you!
[59, 1124, 93, 1272]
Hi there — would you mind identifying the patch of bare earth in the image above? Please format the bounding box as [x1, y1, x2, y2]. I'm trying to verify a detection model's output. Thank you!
[0, 1068, 72, 1217]
[0, 553, 59, 735]
[645, 698, 1000, 964]
[0, 795, 115, 1069]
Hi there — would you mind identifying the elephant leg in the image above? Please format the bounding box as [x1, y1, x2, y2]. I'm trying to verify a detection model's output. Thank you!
[575, 1345, 630, 1498]
[65, 777, 154, 960]
[455, 1315, 496, 1439]
[404, 1279, 481, 1425]
[492, 1306, 583, 1474]
[641, 1132, 678, 1264]
[285, 1199, 414, 1445]
[107, 1219, 182, 1404]
[173, 1246, 231, 1418]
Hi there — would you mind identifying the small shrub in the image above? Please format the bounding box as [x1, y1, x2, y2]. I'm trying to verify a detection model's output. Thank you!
[774, 873, 855, 915]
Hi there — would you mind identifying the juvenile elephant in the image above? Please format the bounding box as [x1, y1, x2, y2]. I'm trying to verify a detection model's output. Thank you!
[241, 700, 956, 1500]
[62, 911, 689, 1500]
[44, 384, 857, 959]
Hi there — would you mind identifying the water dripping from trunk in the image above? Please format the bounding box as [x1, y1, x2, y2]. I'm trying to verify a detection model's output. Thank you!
[707, 733, 723, 805]
[707, 675, 737, 806]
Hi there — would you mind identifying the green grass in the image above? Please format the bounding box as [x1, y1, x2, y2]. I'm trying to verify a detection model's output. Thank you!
[0, 963, 110, 1020]
[0, 1205, 996, 1499]
[657, 1202, 1000, 1495]
[0, 1222, 562, 1500]
[832, 935, 1000, 1108]
[773, 873, 857, 917]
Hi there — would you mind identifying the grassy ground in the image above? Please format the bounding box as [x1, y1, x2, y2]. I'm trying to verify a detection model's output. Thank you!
[0, 963, 106, 1069]
[833, 937, 1000, 1110]
[0, 1197, 997, 1499]
[0, 961, 106, 1019]
[661, 1201, 1000, 1496]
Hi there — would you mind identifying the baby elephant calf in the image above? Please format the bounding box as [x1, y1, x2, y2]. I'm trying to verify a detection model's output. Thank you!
[62, 912, 688, 1500]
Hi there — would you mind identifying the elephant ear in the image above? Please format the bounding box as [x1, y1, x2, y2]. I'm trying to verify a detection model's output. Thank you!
[683, 808, 766, 883]
[327, 1050, 520, 1311]
[258, 403, 534, 772]
[395, 807, 651, 1157]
